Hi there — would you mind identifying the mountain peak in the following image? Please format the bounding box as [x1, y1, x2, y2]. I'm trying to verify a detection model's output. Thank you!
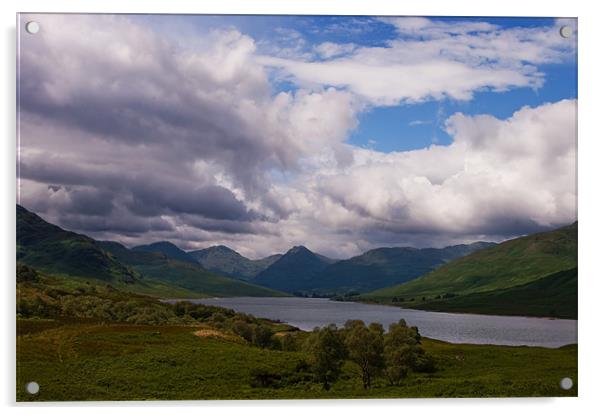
[287, 245, 311, 255]
[133, 241, 197, 264]
[141, 241, 178, 249]
[212, 245, 240, 254]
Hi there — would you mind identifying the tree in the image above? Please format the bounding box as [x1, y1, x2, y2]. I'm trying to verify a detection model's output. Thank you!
[231, 318, 254, 342]
[280, 333, 298, 351]
[344, 320, 385, 389]
[383, 319, 430, 385]
[251, 324, 274, 348]
[304, 324, 347, 390]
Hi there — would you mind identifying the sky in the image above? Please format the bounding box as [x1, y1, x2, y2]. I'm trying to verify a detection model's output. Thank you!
[17, 14, 577, 259]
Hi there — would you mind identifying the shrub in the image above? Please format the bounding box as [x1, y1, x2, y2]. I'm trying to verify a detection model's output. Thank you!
[280, 333, 298, 351]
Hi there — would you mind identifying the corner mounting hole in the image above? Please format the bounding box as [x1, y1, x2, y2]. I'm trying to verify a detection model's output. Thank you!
[25, 21, 40, 34]
[559, 26, 572, 38]
[26, 381, 40, 394]
[560, 377, 573, 390]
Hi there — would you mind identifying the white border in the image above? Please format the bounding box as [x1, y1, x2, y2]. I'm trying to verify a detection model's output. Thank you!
[2, 1, 601, 414]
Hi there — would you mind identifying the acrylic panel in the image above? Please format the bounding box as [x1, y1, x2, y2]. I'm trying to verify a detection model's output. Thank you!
[16, 13, 578, 401]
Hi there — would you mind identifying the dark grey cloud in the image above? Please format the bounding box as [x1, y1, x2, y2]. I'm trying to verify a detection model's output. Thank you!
[20, 153, 257, 221]
[126, 183, 256, 221]
[66, 188, 114, 216]
[57, 211, 175, 236]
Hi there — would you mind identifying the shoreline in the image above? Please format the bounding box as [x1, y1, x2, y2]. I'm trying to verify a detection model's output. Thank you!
[347, 297, 579, 321]
[165, 296, 578, 349]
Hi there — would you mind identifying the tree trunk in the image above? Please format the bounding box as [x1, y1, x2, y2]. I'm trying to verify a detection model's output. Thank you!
[361, 368, 371, 389]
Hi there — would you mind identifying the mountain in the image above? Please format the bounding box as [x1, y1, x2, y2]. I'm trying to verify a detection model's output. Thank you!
[17, 204, 285, 298]
[252, 246, 335, 293]
[414, 268, 577, 319]
[307, 242, 497, 294]
[363, 222, 577, 316]
[188, 245, 281, 280]
[133, 241, 198, 264]
[100, 241, 284, 297]
[17, 205, 137, 284]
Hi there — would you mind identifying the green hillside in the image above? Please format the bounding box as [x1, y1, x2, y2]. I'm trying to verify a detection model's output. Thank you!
[17, 205, 137, 284]
[399, 268, 577, 319]
[366, 222, 577, 301]
[99, 241, 286, 297]
[17, 204, 285, 298]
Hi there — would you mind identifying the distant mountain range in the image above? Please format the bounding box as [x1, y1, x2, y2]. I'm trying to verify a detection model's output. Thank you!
[17, 203, 577, 318]
[184, 241, 496, 295]
[363, 222, 577, 318]
[16, 204, 498, 297]
[307, 243, 497, 294]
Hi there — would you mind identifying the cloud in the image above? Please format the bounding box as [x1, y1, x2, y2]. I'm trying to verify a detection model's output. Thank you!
[18, 14, 359, 248]
[302, 99, 577, 241]
[17, 15, 577, 258]
[314, 42, 357, 58]
[409, 120, 432, 126]
[380, 17, 498, 38]
[259, 17, 576, 105]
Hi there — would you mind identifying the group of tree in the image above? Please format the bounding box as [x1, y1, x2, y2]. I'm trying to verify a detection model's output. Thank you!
[303, 319, 435, 390]
[17, 265, 288, 345]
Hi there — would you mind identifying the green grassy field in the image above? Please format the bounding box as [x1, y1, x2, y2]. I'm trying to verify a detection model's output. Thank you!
[17, 319, 577, 401]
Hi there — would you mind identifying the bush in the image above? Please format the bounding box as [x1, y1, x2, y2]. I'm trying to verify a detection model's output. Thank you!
[231, 319, 254, 342]
[414, 354, 437, 373]
[250, 367, 282, 388]
[252, 325, 275, 348]
[17, 263, 39, 283]
[280, 333, 298, 351]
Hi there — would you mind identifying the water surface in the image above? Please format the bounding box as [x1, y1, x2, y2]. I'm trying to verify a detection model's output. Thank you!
[170, 297, 577, 348]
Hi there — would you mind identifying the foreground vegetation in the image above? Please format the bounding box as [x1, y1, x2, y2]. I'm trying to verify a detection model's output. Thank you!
[17, 320, 577, 401]
[17, 264, 577, 400]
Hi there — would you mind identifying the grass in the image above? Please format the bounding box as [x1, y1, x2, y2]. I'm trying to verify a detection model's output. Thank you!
[41, 273, 210, 299]
[133, 261, 287, 297]
[17, 319, 577, 401]
[412, 268, 577, 319]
